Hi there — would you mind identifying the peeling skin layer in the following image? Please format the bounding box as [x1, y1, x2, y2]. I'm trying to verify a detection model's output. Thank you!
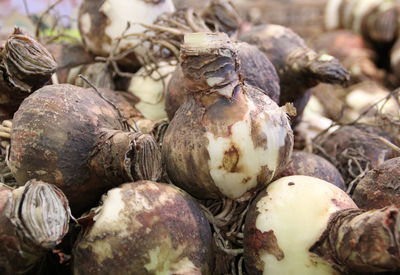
[79, 0, 175, 57]
[0, 185, 44, 275]
[162, 84, 292, 200]
[73, 181, 212, 275]
[352, 157, 400, 210]
[244, 175, 356, 275]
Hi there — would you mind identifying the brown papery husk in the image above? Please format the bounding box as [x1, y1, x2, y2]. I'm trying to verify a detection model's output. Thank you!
[165, 41, 280, 120]
[314, 124, 399, 192]
[352, 157, 400, 210]
[0, 27, 57, 119]
[0, 180, 70, 275]
[162, 85, 292, 200]
[8, 84, 162, 215]
[239, 24, 349, 125]
[163, 32, 292, 201]
[276, 150, 346, 190]
[73, 181, 213, 275]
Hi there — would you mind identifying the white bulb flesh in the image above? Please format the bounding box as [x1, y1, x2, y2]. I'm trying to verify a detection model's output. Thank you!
[254, 175, 357, 275]
[206, 98, 290, 199]
[81, 0, 175, 56]
[184, 32, 230, 49]
[128, 61, 176, 120]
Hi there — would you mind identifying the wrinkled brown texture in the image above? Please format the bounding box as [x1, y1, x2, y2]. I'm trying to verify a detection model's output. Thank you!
[311, 207, 400, 274]
[239, 24, 349, 125]
[165, 41, 280, 120]
[0, 27, 57, 119]
[0, 180, 70, 275]
[352, 157, 400, 210]
[9, 84, 161, 215]
[202, 0, 242, 35]
[277, 151, 346, 190]
[165, 66, 186, 120]
[163, 85, 292, 200]
[73, 181, 213, 275]
[163, 33, 292, 200]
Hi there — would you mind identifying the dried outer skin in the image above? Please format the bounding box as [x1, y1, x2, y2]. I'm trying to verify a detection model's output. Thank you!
[162, 85, 293, 200]
[0, 28, 57, 119]
[315, 124, 399, 184]
[2, 27, 57, 92]
[311, 29, 384, 83]
[73, 181, 213, 275]
[352, 157, 400, 210]
[165, 65, 186, 120]
[165, 41, 280, 120]
[0, 184, 45, 275]
[326, 0, 399, 44]
[311, 207, 400, 274]
[125, 132, 163, 181]
[9, 84, 161, 215]
[277, 151, 346, 191]
[67, 62, 115, 90]
[236, 42, 280, 103]
[163, 33, 292, 200]
[0, 180, 70, 275]
[239, 24, 349, 125]
[201, 0, 242, 35]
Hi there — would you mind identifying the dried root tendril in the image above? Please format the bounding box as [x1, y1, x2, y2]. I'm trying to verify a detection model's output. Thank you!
[197, 190, 260, 274]
[312, 88, 400, 193]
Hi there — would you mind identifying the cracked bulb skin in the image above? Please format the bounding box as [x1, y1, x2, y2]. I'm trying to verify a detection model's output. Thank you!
[162, 33, 293, 200]
[72, 181, 213, 275]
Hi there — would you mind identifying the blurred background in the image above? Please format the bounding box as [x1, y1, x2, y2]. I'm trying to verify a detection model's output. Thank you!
[0, 0, 81, 34]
